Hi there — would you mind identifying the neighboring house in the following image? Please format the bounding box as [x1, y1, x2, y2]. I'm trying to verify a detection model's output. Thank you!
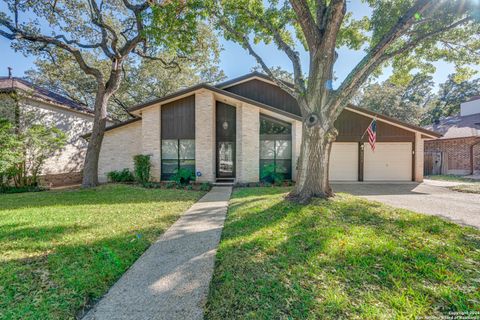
[0, 76, 98, 186]
[97, 72, 440, 184]
[424, 97, 480, 176]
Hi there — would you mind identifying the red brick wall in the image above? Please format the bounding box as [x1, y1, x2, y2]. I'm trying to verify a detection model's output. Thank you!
[474, 143, 480, 174]
[424, 137, 479, 175]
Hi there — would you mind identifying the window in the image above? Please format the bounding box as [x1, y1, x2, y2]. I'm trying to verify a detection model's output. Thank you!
[161, 139, 195, 180]
[260, 115, 292, 180]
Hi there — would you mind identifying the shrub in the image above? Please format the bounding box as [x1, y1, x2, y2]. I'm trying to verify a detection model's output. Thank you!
[200, 183, 211, 191]
[133, 155, 151, 184]
[165, 181, 176, 189]
[173, 168, 194, 186]
[0, 185, 46, 194]
[260, 163, 285, 184]
[0, 117, 67, 188]
[107, 169, 134, 183]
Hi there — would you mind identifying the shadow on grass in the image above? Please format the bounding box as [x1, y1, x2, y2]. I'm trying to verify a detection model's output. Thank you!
[0, 184, 204, 211]
[206, 187, 480, 319]
[0, 184, 206, 319]
[0, 222, 178, 319]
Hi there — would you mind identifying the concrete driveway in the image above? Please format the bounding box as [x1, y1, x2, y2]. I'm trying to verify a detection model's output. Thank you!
[333, 180, 480, 229]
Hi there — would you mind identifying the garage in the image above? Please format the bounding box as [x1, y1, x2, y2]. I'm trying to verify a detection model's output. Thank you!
[364, 142, 412, 181]
[329, 142, 358, 181]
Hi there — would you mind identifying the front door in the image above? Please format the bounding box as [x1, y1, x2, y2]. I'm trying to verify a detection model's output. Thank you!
[216, 102, 236, 178]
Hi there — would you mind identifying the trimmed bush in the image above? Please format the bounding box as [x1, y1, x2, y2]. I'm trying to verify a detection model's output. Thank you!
[260, 163, 285, 184]
[172, 168, 194, 186]
[0, 185, 46, 194]
[106, 169, 134, 183]
[200, 183, 211, 191]
[133, 155, 151, 184]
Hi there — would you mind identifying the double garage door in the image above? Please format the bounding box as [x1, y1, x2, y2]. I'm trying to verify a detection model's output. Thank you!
[329, 142, 412, 181]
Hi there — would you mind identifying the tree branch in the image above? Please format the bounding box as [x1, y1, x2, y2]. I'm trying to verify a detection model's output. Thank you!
[334, 15, 471, 120]
[316, 0, 326, 29]
[215, 14, 299, 99]
[289, 0, 320, 50]
[320, 0, 346, 52]
[239, 7, 306, 94]
[333, 0, 435, 114]
[0, 16, 104, 82]
[133, 49, 181, 70]
[88, 0, 119, 58]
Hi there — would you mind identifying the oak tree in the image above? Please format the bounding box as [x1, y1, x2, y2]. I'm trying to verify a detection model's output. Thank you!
[0, 0, 202, 187]
[355, 74, 434, 125]
[208, 0, 480, 202]
[25, 23, 224, 120]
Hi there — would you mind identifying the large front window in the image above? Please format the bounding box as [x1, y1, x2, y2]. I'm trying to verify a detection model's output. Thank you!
[260, 115, 292, 181]
[161, 139, 195, 180]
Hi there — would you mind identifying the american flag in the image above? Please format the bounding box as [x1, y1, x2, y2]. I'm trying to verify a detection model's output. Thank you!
[367, 119, 377, 151]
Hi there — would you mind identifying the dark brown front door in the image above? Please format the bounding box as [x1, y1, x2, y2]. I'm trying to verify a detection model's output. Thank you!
[216, 102, 236, 178]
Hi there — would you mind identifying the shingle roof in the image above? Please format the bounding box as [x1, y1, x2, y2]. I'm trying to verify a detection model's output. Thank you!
[424, 113, 480, 139]
[0, 76, 93, 115]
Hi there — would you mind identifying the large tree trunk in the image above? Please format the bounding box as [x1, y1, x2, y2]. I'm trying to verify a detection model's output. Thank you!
[289, 112, 338, 203]
[82, 89, 109, 188]
[82, 61, 123, 188]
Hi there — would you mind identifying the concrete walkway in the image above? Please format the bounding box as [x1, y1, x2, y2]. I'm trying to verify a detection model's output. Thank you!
[83, 186, 232, 320]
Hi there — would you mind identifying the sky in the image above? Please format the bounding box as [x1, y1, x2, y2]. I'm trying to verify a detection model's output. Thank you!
[0, 1, 475, 89]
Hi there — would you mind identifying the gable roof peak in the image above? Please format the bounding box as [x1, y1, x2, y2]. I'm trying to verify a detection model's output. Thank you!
[215, 71, 296, 89]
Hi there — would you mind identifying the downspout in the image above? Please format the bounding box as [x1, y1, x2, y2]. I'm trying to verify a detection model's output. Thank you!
[471, 138, 480, 175]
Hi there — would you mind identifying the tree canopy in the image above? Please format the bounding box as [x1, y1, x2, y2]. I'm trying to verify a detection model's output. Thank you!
[25, 23, 225, 120]
[422, 74, 480, 124]
[355, 74, 434, 125]
[206, 0, 480, 201]
[0, 0, 207, 187]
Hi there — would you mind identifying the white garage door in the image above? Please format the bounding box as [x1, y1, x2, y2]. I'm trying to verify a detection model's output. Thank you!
[329, 142, 358, 181]
[364, 142, 412, 181]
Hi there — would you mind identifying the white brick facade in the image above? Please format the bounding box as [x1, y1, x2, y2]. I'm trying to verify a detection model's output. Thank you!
[142, 106, 161, 181]
[98, 120, 142, 182]
[98, 86, 430, 184]
[236, 103, 260, 183]
[195, 91, 216, 182]
[292, 120, 303, 181]
[20, 99, 95, 176]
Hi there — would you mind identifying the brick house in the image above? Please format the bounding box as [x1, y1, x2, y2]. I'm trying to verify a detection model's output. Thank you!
[424, 97, 480, 176]
[97, 72, 439, 184]
[0, 76, 104, 186]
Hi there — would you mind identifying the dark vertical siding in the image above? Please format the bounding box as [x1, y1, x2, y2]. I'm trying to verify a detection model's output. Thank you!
[224, 79, 415, 142]
[335, 109, 415, 142]
[224, 79, 301, 116]
[161, 95, 195, 139]
[216, 102, 236, 141]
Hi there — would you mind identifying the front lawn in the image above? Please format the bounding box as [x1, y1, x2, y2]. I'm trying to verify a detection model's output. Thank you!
[450, 184, 480, 194]
[426, 175, 478, 183]
[426, 175, 480, 194]
[206, 187, 480, 319]
[0, 184, 205, 319]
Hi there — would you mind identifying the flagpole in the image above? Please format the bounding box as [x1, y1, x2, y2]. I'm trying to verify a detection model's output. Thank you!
[360, 116, 376, 140]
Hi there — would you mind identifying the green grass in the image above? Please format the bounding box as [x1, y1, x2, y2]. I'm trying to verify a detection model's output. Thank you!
[425, 175, 480, 194]
[450, 184, 480, 194]
[206, 187, 480, 319]
[426, 175, 478, 183]
[0, 184, 205, 320]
